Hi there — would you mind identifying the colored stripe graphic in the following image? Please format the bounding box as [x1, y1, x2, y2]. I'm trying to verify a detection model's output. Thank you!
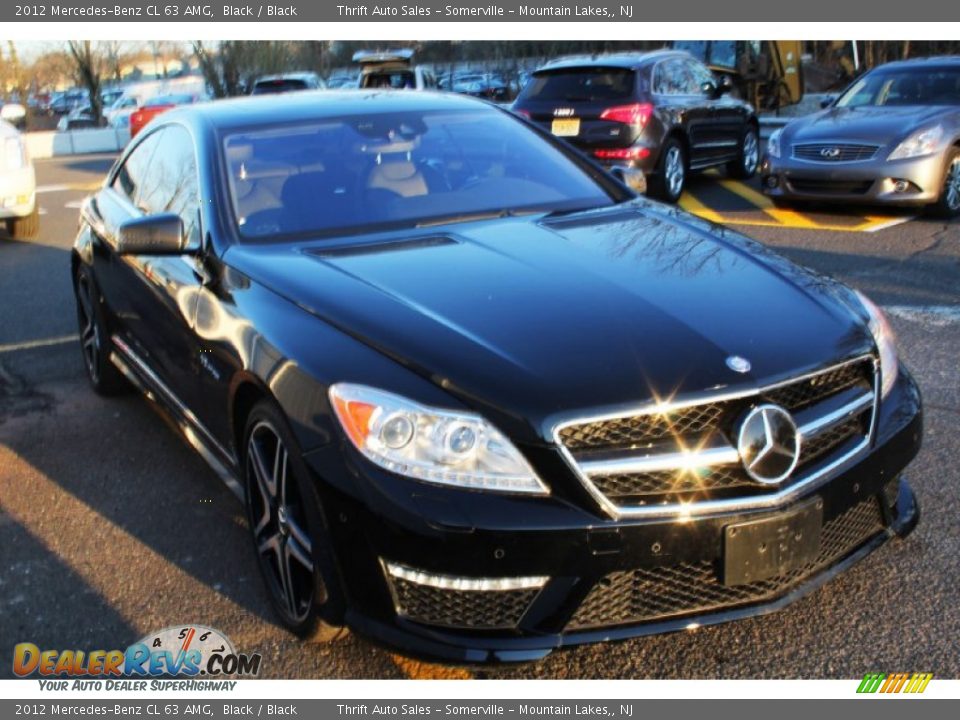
[858, 672, 932, 694]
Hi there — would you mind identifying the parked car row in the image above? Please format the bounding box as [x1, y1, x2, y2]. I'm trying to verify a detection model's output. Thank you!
[507, 51, 960, 216]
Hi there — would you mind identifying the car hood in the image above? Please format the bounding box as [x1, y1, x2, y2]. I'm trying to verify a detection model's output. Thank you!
[785, 105, 950, 145]
[224, 203, 871, 440]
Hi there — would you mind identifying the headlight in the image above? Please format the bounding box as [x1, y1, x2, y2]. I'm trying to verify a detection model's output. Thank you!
[329, 383, 549, 494]
[4, 137, 26, 170]
[888, 124, 943, 160]
[767, 128, 782, 159]
[854, 291, 898, 398]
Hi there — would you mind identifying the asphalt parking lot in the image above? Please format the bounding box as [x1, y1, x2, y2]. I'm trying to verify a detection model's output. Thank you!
[1, 154, 958, 680]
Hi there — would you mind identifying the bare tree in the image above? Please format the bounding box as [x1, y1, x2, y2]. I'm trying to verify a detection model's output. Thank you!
[67, 41, 106, 125]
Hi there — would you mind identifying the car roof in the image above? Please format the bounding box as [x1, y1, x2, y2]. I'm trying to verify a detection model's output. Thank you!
[535, 49, 686, 73]
[254, 72, 319, 83]
[167, 90, 499, 132]
[869, 56, 960, 72]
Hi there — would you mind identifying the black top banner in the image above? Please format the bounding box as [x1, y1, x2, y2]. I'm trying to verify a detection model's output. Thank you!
[5, 0, 960, 22]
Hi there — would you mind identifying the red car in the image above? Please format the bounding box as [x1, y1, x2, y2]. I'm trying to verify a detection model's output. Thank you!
[130, 94, 200, 137]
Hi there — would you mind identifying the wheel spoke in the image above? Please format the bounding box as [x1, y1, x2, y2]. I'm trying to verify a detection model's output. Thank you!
[286, 516, 313, 559]
[78, 281, 94, 321]
[249, 434, 277, 499]
[82, 326, 96, 351]
[257, 531, 282, 561]
[250, 478, 271, 538]
[279, 539, 298, 615]
[276, 444, 289, 507]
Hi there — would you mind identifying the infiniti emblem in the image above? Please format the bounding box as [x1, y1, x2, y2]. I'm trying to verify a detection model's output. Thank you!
[726, 355, 752, 374]
[737, 404, 801, 484]
[820, 147, 842, 159]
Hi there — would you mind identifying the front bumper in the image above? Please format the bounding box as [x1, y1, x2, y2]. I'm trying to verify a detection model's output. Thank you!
[760, 151, 945, 206]
[306, 369, 922, 664]
[0, 165, 37, 220]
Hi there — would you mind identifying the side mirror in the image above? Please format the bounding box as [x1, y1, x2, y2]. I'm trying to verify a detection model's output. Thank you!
[610, 166, 647, 195]
[700, 80, 719, 97]
[116, 213, 188, 255]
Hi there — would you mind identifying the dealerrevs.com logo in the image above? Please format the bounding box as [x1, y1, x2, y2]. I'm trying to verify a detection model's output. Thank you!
[13, 626, 262, 688]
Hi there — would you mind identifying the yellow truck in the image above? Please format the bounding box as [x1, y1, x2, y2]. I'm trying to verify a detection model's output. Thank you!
[670, 41, 804, 111]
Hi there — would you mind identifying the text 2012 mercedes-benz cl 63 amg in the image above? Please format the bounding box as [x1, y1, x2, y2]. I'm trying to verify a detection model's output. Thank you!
[72, 90, 921, 664]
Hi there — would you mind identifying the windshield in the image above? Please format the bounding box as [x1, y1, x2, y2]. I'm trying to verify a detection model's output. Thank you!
[519, 68, 636, 102]
[360, 71, 416, 89]
[223, 109, 615, 240]
[253, 79, 310, 95]
[836, 67, 960, 107]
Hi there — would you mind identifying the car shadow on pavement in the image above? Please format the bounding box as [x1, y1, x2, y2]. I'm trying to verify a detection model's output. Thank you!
[0, 512, 141, 679]
[0, 368, 284, 634]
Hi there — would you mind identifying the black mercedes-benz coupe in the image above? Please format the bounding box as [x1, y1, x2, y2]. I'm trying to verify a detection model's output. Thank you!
[72, 90, 921, 664]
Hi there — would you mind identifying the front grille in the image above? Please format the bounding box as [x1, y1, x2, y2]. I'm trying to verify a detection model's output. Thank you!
[591, 466, 759, 505]
[792, 143, 879, 162]
[568, 496, 886, 630]
[388, 576, 540, 630]
[557, 357, 876, 513]
[558, 403, 725, 452]
[763, 361, 865, 411]
[799, 416, 862, 467]
[787, 178, 873, 195]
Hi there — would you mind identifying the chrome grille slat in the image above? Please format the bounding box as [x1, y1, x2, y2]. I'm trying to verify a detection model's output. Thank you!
[554, 356, 878, 518]
[792, 143, 879, 163]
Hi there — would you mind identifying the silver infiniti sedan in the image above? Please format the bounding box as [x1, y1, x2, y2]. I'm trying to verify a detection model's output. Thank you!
[761, 57, 960, 217]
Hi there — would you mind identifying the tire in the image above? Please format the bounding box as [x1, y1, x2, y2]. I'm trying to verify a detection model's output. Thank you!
[74, 266, 129, 396]
[8, 206, 40, 240]
[243, 399, 347, 641]
[727, 125, 760, 180]
[649, 137, 687, 204]
[928, 148, 960, 219]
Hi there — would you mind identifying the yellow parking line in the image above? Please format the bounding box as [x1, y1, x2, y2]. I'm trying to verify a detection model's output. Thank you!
[390, 653, 472, 679]
[677, 193, 727, 224]
[718, 179, 822, 229]
[682, 180, 916, 234]
[680, 192, 783, 228]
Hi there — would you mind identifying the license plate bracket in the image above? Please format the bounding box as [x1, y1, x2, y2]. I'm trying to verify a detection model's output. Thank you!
[722, 499, 822, 586]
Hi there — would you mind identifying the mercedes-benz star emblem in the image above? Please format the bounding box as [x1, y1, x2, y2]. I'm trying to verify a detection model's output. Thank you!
[737, 404, 801, 484]
[726, 355, 752, 374]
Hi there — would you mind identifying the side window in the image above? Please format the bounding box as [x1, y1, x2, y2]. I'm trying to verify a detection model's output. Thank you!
[135, 125, 201, 246]
[111, 132, 162, 204]
[654, 59, 695, 95]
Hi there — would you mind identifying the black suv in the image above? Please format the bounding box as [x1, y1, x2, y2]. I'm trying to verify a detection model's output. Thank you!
[513, 50, 759, 202]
